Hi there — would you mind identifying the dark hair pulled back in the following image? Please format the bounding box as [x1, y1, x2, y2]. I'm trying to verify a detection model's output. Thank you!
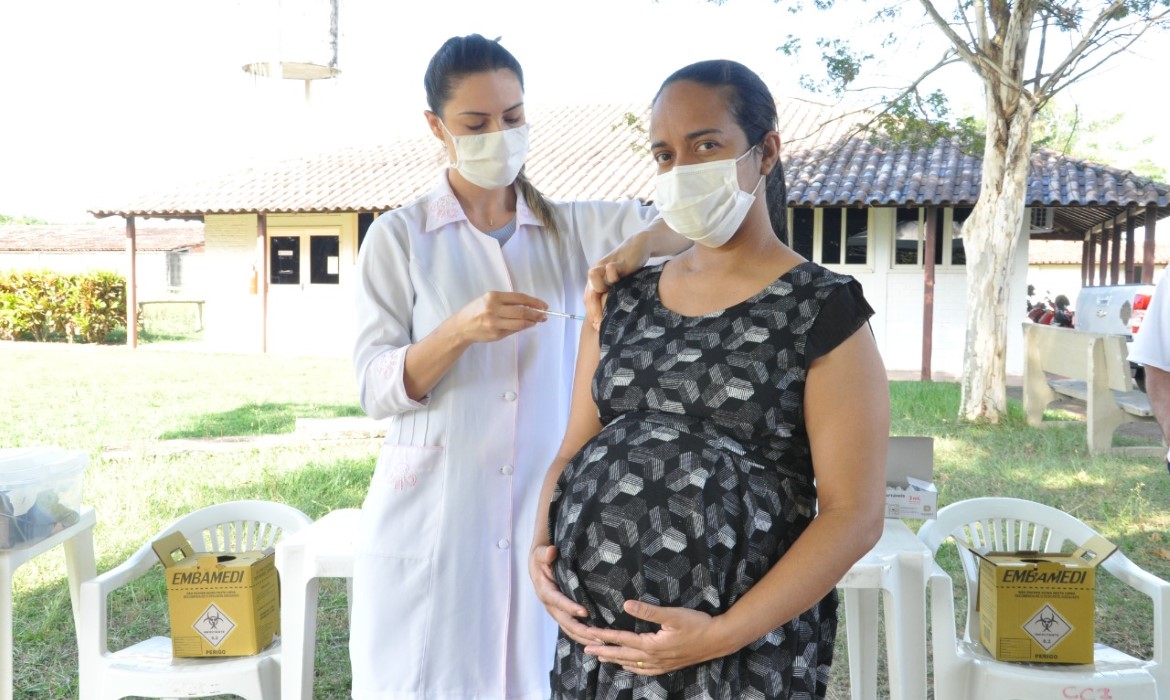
[424, 34, 558, 236]
[654, 60, 788, 244]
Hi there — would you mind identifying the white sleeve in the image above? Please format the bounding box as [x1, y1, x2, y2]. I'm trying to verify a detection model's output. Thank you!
[1129, 274, 1170, 371]
[557, 199, 660, 265]
[352, 215, 429, 419]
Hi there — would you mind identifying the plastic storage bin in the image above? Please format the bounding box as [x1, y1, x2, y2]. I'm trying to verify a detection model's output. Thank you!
[0, 447, 88, 550]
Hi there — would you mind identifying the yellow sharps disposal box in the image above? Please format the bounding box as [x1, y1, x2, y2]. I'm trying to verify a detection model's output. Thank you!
[151, 531, 280, 658]
[965, 534, 1116, 664]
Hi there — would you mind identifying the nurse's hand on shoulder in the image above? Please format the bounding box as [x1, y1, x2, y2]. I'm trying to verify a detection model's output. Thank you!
[528, 543, 600, 646]
[454, 291, 549, 343]
[583, 600, 736, 676]
[585, 235, 652, 330]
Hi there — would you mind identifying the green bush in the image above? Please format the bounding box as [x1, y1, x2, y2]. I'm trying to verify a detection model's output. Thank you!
[0, 270, 127, 343]
[71, 271, 127, 343]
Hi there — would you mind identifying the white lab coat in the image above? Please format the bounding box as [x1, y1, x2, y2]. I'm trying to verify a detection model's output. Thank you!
[1129, 273, 1170, 372]
[350, 175, 658, 700]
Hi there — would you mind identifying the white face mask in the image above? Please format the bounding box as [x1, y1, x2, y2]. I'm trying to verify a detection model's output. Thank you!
[654, 147, 764, 248]
[440, 121, 530, 190]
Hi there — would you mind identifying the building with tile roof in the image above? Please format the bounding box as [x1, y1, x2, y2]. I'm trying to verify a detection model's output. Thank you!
[1026, 238, 1170, 314]
[88, 99, 1170, 375]
[0, 223, 204, 300]
[0, 224, 203, 253]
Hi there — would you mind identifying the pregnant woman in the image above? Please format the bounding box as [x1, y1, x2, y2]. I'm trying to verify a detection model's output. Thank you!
[529, 59, 890, 699]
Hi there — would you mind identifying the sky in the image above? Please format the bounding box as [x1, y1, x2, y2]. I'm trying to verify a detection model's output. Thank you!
[1, 0, 1167, 223]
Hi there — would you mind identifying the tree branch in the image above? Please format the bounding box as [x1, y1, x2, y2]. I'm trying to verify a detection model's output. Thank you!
[998, 0, 1039, 108]
[1035, 0, 1129, 94]
[1040, 24, 1170, 106]
[920, 0, 1037, 109]
[1039, 7, 1170, 98]
[957, 0, 980, 47]
[781, 51, 965, 173]
[1031, 12, 1049, 91]
[918, 0, 985, 67]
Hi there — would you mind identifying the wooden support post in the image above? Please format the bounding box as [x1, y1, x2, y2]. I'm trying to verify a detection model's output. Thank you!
[125, 217, 138, 348]
[921, 207, 938, 382]
[1109, 218, 1122, 285]
[1124, 208, 1136, 284]
[1081, 238, 1091, 287]
[1144, 205, 1158, 284]
[1087, 232, 1098, 287]
[258, 214, 268, 354]
[1098, 228, 1109, 286]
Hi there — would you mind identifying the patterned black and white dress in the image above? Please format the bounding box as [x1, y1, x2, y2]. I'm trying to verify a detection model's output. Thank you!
[549, 261, 874, 700]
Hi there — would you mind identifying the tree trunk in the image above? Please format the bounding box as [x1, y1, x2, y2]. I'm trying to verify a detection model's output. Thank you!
[959, 99, 1034, 422]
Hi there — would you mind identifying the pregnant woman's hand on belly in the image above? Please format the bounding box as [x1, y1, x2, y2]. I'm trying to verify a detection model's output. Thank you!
[529, 543, 600, 646]
[583, 600, 736, 676]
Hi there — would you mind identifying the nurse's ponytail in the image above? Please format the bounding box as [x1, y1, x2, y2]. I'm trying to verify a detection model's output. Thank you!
[425, 34, 560, 237]
[514, 169, 559, 237]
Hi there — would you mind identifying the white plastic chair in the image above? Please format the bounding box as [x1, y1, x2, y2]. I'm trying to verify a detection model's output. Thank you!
[275, 507, 360, 700]
[918, 497, 1170, 700]
[78, 500, 312, 700]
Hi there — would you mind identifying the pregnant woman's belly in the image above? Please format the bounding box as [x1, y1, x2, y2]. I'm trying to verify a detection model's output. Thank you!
[549, 418, 809, 633]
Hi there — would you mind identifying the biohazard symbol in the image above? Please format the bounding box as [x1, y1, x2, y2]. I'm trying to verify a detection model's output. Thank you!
[192, 603, 236, 648]
[1037, 611, 1058, 633]
[1023, 603, 1072, 651]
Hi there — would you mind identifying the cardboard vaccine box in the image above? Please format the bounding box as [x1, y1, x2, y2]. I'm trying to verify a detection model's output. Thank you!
[966, 535, 1117, 664]
[152, 531, 280, 657]
[885, 437, 937, 519]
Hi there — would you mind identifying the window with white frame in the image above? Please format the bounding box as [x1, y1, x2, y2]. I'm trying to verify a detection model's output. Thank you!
[892, 207, 970, 268]
[788, 207, 871, 266]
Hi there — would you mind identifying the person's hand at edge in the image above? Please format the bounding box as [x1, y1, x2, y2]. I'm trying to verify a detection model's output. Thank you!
[528, 543, 602, 646]
[585, 236, 651, 330]
[581, 599, 738, 676]
[453, 291, 549, 344]
[584, 219, 692, 330]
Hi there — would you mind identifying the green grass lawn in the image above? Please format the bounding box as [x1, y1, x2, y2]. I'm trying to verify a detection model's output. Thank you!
[1, 341, 1168, 699]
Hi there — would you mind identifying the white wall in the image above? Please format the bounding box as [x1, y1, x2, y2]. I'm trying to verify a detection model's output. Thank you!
[0, 250, 200, 299]
[194, 206, 1034, 378]
[203, 214, 263, 353]
[1027, 263, 1169, 315]
[1027, 265, 1084, 307]
[264, 213, 359, 358]
[202, 212, 358, 356]
[838, 208, 1030, 379]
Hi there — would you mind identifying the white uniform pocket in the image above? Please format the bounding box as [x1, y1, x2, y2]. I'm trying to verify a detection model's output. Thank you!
[360, 444, 446, 559]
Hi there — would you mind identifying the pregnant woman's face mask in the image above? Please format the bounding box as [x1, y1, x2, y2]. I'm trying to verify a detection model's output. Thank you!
[654, 146, 763, 248]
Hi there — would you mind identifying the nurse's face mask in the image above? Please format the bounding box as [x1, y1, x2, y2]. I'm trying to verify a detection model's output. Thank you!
[440, 120, 530, 191]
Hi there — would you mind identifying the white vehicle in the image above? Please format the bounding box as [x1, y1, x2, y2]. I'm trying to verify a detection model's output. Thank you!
[1074, 283, 1156, 390]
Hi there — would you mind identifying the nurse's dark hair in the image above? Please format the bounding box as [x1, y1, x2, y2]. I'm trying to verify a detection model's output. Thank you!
[654, 60, 788, 244]
[424, 34, 559, 235]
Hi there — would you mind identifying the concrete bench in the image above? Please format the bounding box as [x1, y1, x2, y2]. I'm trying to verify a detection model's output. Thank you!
[1021, 322, 1158, 454]
[136, 299, 204, 331]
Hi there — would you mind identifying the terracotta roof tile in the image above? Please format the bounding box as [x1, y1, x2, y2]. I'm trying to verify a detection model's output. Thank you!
[89, 99, 1170, 223]
[0, 224, 203, 253]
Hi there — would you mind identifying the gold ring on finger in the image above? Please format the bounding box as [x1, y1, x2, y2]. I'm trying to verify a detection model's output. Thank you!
[637, 661, 644, 669]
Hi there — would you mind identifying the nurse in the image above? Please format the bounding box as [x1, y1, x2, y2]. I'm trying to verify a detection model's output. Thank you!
[350, 34, 684, 699]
